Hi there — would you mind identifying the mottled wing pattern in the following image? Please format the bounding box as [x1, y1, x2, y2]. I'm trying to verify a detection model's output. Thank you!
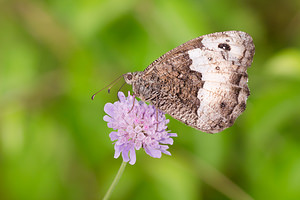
[125, 31, 255, 133]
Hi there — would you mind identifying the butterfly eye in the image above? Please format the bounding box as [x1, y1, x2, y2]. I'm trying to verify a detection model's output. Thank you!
[127, 74, 133, 80]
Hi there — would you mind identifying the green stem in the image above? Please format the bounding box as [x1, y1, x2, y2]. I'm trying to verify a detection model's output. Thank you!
[102, 161, 127, 200]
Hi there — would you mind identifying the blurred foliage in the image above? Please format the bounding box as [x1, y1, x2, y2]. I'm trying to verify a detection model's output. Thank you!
[1, 0, 300, 199]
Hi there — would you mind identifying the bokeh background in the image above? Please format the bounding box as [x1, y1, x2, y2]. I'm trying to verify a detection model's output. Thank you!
[1, 0, 300, 199]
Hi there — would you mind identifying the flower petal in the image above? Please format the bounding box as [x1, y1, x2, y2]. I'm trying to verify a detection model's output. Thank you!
[121, 145, 130, 162]
[159, 145, 171, 155]
[114, 144, 122, 158]
[161, 150, 171, 156]
[118, 92, 126, 102]
[104, 103, 115, 116]
[145, 146, 162, 158]
[103, 115, 112, 123]
[109, 131, 118, 141]
[129, 147, 136, 165]
[159, 138, 174, 145]
[168, 133, 178, 137]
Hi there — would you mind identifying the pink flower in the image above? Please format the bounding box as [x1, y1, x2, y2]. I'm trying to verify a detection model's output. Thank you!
[104, 91, 177, 165]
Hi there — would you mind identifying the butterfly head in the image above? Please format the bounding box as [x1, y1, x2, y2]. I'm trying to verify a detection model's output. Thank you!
[123, 72, 139, 85]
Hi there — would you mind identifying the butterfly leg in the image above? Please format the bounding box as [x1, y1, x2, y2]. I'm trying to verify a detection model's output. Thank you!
[128, 93, 136, 113]
[155, 95, 159, 131]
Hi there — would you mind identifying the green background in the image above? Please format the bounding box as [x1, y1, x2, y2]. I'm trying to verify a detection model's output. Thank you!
[1, 0, 300, 199]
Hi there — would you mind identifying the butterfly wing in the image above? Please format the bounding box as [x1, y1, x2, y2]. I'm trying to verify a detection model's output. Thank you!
[132, 31, 255, 133]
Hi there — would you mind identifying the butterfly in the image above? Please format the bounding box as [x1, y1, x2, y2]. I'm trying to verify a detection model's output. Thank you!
[123, 31, 255, 133]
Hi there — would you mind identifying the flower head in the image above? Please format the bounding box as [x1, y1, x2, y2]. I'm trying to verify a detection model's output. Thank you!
[103, 91, 177, 165]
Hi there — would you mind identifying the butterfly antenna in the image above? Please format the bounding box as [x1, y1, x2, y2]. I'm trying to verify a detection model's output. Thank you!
[91, 75, 123, 100]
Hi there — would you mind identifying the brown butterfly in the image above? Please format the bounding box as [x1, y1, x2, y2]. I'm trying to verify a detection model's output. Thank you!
[121, 31, 255, 133]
